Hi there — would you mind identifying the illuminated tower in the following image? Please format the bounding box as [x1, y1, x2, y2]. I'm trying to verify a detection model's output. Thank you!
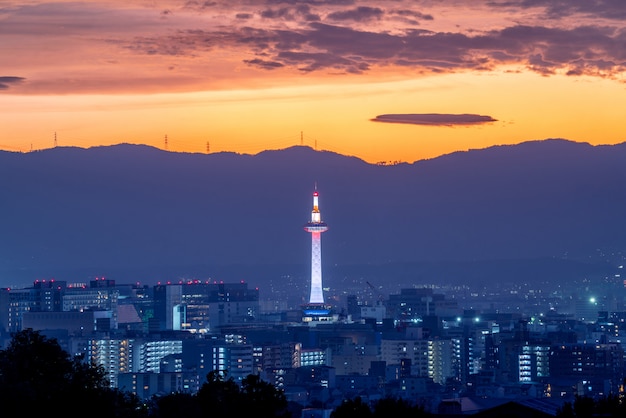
[304, 186, 329, 306]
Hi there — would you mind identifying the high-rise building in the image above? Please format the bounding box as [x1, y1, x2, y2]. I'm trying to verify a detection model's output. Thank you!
[89, 337, 134, 388]
[302, 186, 333, 323]
[211, 343, 255, 384]
[549, 342, 624, 397]
[152, 282, 259, 332]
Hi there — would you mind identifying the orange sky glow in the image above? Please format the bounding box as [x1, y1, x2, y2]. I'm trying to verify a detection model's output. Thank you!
[1, 0, 624, 163]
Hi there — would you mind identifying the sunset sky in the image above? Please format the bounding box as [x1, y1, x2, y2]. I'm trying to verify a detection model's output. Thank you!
[1, 0, 624, 164]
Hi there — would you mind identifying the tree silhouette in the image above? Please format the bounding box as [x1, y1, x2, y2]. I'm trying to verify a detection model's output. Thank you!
[596, 394, 626, 417]
[372, 397, 431, 418]
[152, 370, 291, 418]
[331, 395, 433, 418]
[0, 328, 146, 418]
[556, 394, 626, 418]
[331, 396, 373, 418]
[149, 392, 200, 418]
[195, 370, 243, 417]
[557, 401, 575, 418]
[240, 373, 290, 418]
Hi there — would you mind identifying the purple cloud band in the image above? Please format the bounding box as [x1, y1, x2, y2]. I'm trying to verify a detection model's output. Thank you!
[371, 113, 498, 126]
[240, 22, 626, 77]
[3, 1, 626, 94]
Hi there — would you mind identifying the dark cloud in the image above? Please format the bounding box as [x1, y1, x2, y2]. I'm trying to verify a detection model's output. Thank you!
[492, 0, 626, 20]
[243, 58, 285, 69]
[277, 50, 369, 73]
[122, 20, 625, 79]
[250, 23, 626, 77]
[110, 3, 625, 80]
[0, 76, 25, 90]
[391, 9, 434, 21]
[261, 5, 320, 21]
[327, 6, 384, 22]
[261, 7, 295, 19]
[371, 114, 498, 126]
[306, 23, 401, 58]
[268, 0, 355, 4]
[300, 8, 322, 22]
[183, 1, 218, 11]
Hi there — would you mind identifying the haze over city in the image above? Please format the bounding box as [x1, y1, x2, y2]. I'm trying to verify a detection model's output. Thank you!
[1, 1, 625, 163]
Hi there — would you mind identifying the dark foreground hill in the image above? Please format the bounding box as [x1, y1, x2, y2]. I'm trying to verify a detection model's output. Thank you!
[1, 139, 625, 288]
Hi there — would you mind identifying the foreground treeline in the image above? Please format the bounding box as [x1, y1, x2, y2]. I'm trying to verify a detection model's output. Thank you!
[0, 329, 293, 418]
[2, 329, 623, 418]
[0, 329, 145, 418]
[0, 329, 430, 418]
[150, 372, 433, 418]
[556, 394, 626, 418]
[330, 397, 431, 418]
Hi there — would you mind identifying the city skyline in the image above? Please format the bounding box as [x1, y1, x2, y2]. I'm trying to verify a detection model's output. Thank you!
[1, 1, 625, 163]
[1, 253, 624, 411]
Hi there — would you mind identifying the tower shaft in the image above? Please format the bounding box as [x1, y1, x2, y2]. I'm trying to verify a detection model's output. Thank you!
[309, 232, 324, 304]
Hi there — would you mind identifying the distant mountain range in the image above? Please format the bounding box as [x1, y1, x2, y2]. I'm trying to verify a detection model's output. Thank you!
[1, 139, 625, 289]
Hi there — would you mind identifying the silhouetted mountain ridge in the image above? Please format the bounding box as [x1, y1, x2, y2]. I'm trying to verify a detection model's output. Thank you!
[1, 139, 624, 287]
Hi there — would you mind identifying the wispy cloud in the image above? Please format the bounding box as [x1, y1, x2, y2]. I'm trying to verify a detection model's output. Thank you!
[371, 114, 498, 126]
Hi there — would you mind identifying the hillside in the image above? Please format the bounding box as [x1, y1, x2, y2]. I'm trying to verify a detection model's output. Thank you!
[1, 139, 624, 287]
